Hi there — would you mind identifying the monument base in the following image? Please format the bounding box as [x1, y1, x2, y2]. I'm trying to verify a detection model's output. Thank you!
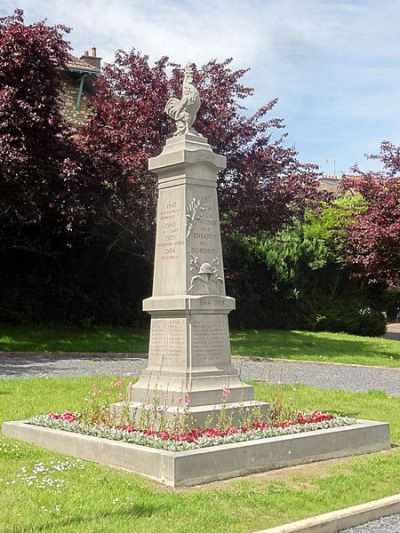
[111, 399, 270, 428]
[2, 419, 391, 488]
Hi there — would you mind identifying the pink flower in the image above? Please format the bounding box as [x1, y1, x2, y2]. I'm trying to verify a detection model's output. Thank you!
[222, 386, 231, 401]
[184, 393, 192, 409]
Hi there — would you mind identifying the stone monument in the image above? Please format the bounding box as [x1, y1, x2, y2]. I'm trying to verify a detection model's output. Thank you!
[3, 67, 391, 488]
[117, 66, 268, 425]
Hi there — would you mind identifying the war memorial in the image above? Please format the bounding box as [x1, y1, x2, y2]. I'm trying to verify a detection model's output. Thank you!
[3, 67, 390, 488]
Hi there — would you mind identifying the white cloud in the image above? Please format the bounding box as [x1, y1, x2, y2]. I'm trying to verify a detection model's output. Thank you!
[3, 0, 264, 65]
[2, 0, 400, 172]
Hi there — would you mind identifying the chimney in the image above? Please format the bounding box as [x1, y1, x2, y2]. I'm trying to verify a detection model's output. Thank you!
[80, 47, 101, 71]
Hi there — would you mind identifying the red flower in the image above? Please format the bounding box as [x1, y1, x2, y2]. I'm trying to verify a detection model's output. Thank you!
[190, 428, 201, 439]
[202, 428, 218, 438]
[48, 411, 76, 422]
[114, 424, 136, 433]
[172, 432, 199, 442]
[296, 413, 306, 424]
[294, 411, 333, 425]
[47, 408, 335, 444]
[273, 420, 291, 428]
[252, 420, 269, 430]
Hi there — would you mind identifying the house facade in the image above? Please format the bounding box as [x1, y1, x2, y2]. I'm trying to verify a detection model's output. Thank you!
[59, 47, 101, 127]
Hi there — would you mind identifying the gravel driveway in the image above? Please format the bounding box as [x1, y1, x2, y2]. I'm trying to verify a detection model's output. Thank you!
[1, 352, 400, 397]
[342, 514, 400, 532]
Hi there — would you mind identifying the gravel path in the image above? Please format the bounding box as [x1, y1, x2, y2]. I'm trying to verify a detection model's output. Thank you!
[341, 514, 400, 532]
[1, 352, 400, 396]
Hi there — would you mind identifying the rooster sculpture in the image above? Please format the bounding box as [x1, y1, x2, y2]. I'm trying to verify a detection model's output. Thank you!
[165, 65, 201, 136]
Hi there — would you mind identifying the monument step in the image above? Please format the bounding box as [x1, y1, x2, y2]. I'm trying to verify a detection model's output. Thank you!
[127, 380, 255, 406]
[112, 399, 270, 428]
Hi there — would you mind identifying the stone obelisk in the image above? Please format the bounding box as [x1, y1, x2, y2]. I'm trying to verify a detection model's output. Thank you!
[125, 67, 268, 424]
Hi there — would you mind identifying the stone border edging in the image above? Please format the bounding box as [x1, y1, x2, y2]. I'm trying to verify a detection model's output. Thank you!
[255, 493, 400, 532]
[2, 419, 390, 488]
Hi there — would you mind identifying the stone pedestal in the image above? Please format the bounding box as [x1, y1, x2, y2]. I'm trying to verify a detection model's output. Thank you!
[116, 132, 268, 426]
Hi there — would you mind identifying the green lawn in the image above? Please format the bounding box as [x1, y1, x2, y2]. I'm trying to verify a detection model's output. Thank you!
[1, 377, 400, 532]
[231, 329, 400, 367]
[0, 325, 150, 354]
[0, 325, 399, 367]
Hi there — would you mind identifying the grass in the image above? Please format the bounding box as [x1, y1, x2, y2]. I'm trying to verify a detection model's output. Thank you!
[0, 325, 149, 354]
[1, 377, 400, 532]
[231, 329, 400, 367]
[0, 324, 399, 367]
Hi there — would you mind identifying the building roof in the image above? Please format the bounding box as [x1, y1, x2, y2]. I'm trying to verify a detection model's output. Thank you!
[318, 175, 343, 195]
[64, 54, 100, 74]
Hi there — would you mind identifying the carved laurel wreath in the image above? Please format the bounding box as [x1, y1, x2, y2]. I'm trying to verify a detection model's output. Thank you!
[186, 196, 210, 238]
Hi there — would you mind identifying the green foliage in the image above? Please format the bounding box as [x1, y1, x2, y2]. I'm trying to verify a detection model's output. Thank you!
[257, 194, 368, 277]
[307, 303, 386, 337]
[226, 195, 385, 336]
[0, 243, 151, 326]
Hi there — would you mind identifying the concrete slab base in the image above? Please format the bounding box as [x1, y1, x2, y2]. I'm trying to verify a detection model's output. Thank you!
[256, 493, 400, 533]
[2, 419, 390, 488]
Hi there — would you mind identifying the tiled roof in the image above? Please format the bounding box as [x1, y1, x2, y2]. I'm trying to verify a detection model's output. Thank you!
[65, 55, 100, 73]
[318, 176, 343, 194]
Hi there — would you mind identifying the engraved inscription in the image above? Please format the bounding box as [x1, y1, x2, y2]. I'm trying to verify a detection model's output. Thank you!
[149, 319, 186, 363]
[191, 247, 216, 254]
[188, 196, 219, 247]
[200, 296, 225, 307]
[157, 200, 184, 261]
[193, 232, 216, 240]
[191, 316, 230, 364]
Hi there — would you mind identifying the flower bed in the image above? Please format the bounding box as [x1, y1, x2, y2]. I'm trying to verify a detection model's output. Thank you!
[28, 411, 356, 452]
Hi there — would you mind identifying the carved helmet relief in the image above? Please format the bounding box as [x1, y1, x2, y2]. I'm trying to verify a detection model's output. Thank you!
[188, 255, 224, 295]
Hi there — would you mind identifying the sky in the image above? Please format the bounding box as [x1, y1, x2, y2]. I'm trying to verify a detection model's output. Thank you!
[2, 0, 400, 175]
